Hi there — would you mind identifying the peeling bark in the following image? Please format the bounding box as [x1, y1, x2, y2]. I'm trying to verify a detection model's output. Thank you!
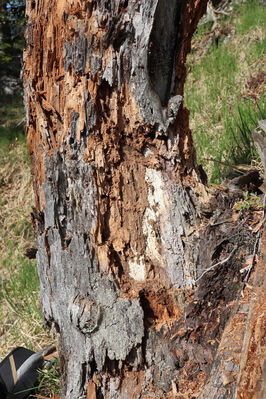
[23, 1, 265, 398]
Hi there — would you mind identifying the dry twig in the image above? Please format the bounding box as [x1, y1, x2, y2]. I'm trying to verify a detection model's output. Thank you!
[195, 245, 238, 284]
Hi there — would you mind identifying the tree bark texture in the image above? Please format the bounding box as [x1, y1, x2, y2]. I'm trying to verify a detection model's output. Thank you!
[23, 1, 265, 398]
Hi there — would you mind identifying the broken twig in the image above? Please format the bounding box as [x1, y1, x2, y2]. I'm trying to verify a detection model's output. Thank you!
[195, 245, 238, 284]
[240, 195, 265, 282]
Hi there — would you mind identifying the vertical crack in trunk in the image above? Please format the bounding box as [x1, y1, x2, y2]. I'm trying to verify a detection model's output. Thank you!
[148, 0, 182, 106]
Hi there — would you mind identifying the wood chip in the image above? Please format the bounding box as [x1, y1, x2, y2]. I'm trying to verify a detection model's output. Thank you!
[221, 372, 234, 386]
[252, 220, 264, 233]
[44, 351, 58, 360]
[87, 381, 97, 399]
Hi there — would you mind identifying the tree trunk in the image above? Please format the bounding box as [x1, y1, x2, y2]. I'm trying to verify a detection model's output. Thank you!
[23, 1, 265, 398]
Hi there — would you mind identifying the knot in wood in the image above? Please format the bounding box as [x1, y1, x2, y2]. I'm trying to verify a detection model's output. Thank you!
[167, 95, 183, 119]
[77, 298, 102, 335]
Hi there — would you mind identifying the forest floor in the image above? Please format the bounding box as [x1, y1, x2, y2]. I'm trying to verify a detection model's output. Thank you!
[0, 1, 265, 397]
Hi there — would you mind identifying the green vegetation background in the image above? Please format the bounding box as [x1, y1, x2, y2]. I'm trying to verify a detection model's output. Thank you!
[185, 0, 265, 182]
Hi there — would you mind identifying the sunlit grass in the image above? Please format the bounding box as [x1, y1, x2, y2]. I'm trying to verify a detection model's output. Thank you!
[33, 358, 61, 398]
[235, 0, 266, 35]
[0, 95, 54, 390]
[0, 94, 26, 150]
[185, 0, 266, 183]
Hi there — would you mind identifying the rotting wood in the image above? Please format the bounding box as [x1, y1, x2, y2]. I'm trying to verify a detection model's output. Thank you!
[23, 1, 265, 398]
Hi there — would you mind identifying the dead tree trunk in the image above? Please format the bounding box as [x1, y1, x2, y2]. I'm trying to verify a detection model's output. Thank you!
[23, 1, 265, 398]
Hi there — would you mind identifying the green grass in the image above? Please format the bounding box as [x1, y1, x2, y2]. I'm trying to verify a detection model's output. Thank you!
[0, 94, 56, 396]
[35, 358, 61, 398]
[185, 0, 266, 183]
[0, 94, 26, 151]
[0, 254, 44, 351]
[225, 99, 265, 163]
[1, 254, 41, 318]
[235, 0, 266, 34]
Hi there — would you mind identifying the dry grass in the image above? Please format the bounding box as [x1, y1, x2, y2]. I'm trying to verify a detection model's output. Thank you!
[0, 142, 34, 261]
[0, 296, 52, 357]
[0, 94, 58, 395]
[0, 140, 53, 359]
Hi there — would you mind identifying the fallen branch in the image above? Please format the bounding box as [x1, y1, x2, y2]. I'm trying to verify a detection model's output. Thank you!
[240, 194, 265, 283]
[195, 245, 238, 284]
[210, 218, 232, 227]
[204, 157, 252, 174]
[213, 9, 230, 16]
[242, 234, 261, 282]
